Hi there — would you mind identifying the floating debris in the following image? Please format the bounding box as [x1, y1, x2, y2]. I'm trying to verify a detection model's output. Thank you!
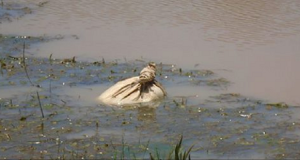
[266, 102, 289, 109]
[61, 56, 76, 64]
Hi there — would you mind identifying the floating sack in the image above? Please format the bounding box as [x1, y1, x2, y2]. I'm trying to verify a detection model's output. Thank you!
[98, 62, 167, 106]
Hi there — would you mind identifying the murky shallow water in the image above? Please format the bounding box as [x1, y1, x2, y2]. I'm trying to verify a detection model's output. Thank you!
[0, 35, 300, 158]
[1, 0, 300, 159]
[1, 0, 300, 105]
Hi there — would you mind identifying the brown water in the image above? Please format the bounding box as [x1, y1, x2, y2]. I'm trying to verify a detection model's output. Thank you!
[1, 0, 300, 105]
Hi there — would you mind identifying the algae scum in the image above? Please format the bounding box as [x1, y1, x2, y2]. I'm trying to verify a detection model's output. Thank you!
[0, 35, 300, 159]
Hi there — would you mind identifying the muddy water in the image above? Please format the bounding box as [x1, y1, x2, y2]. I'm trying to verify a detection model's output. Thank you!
[1, 0, 300, 104]
[0, 1, 300, 158]
[1, 33, 300, 159]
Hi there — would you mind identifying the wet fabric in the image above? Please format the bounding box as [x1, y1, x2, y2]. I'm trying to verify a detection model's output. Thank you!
[98, 63, 166, 106]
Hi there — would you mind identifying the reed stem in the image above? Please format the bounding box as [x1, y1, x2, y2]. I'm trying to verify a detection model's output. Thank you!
[22, 42, 34, 86]
[36, 91, 45, 118]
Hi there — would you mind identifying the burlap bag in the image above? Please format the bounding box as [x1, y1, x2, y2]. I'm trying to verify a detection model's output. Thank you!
[98, 63, 166, 106]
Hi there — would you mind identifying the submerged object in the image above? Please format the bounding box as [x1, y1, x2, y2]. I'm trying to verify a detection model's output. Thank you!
[98, 62, 166, 106]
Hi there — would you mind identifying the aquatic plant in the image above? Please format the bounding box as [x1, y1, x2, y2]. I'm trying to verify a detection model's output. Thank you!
[150, 135, 194, 160]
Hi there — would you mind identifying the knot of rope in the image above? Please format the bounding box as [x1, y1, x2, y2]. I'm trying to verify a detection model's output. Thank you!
[139, 62, 156, 84]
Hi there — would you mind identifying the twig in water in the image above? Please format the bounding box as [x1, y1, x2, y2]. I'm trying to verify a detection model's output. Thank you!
[121, 136, 125, 160]
[49, 53, 53, 65]
[142, 139, 151, 159]
[49, 79, 52, 104]
[36, 91, 45, 118]
[0, 67, 3, 76]
[22, 42, 34, 86]
[49, 54, 53, 104]
[57, 137, 61, 158]
[0, 59, 4, 76]
[9, 99, 13, 107]
[102, 57, 105, 64]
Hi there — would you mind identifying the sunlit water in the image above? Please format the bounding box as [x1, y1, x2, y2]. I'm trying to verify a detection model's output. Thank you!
[1, 53, 300, 158]
[1, 2, 300, 158]
[0, 86, 40, 99]
[1, 0, 300, 105]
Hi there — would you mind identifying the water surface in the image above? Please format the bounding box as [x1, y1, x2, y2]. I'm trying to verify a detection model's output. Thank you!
[1, 1, 300, 158]
[1, 0, 299, 105]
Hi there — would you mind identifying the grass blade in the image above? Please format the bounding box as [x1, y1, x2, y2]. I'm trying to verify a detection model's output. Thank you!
[175, 135, 183, 160]
[149, 153, 155, 160]
[36, 91, 44, 118]
[22, 42, 34, 86]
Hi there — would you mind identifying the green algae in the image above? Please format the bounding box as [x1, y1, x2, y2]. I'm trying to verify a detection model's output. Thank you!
[0, 34, 300, 159]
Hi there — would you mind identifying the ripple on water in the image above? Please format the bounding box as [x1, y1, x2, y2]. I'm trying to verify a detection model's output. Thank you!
[1, 0, 299, 105]
[6, 0, 300, 46]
